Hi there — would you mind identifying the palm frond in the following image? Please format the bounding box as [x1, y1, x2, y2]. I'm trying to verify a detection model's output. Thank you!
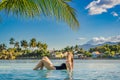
[36, 0, 79, 29]
[0, 0, 40, 17]
[0, 0, 79, 29]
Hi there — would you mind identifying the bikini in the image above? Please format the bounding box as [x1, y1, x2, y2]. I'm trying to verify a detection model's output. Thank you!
[54, 63, 67, 70]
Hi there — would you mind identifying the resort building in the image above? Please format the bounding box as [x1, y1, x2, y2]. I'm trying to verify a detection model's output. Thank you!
[92, 51, 100, 58]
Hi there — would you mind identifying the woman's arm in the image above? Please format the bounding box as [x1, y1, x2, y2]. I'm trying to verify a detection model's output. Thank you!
[66, 61, 72, 71]
[66, 54, 73, 71]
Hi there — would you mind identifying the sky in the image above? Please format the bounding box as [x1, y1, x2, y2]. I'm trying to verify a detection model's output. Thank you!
[0, 0, 120, 50]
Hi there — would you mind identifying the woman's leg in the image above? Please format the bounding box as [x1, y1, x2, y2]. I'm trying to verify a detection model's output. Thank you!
[41, 56, 56, 70]
[33, 56, 55, 70]
[33, 60, 44, 70]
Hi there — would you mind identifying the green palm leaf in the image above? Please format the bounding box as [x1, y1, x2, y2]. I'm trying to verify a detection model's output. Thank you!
[0, 0, 79, 29]
[0, 0, 40, 17]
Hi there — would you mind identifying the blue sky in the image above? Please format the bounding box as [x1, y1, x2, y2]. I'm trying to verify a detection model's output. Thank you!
[0, 0, 120, 50]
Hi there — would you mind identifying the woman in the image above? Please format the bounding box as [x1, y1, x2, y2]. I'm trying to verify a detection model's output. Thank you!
[33, 51, 73, 71]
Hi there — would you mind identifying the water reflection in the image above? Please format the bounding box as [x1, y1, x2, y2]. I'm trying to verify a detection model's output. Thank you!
[36, 70, 74, 80]
[64, 71, 73, 80]
[35, 70, 52, 79]
[42, 70, 52, 78]
[1, 60, 120, 80]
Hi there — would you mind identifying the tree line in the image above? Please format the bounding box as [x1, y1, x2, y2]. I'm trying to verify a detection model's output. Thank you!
[0, 38, 49, 59]
[59, 45, 92, 58]
[0, 37, 120, 59]
[89, 43, 120, 58]
[56, 43, 120, 58]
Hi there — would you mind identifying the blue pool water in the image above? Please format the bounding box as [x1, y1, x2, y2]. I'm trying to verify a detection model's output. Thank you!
[0, 60, 120, 80]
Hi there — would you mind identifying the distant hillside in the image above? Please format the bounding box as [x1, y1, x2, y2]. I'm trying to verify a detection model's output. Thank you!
[87, 35, 120, 45]
[79, 41, 119, 50]
[79, 44, 96, 50]
[79, 35, 120, 50]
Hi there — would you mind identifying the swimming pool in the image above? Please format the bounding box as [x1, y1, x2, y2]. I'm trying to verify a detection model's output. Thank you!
[0, 60, 120, 80]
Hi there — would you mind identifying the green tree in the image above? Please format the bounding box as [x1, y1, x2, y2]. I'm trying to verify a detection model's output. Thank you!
[9, 37, 15, 48]
[89, 48, 94, 53]
[110, 51, 115, 57]
[14, 41, 19, 48]
[7, 48, 16, 59]
[30, 38, 37, 50]
[37, 42, 42, 50]
[77, 48, 84, 54]
[41, 43, 48, 50]
[74, 45, 79, 51]
[0, 43, 6, 51]
[104, 51, 111, 57]
[21, 40, 28, 49]
[64, 46, 71, 52]
[0, 0, 79, 29]
[84, 51, 91, 57]
[70, 46, 74, 51]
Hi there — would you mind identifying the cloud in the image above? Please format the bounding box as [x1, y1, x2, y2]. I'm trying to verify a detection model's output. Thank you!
[111, 11, 119, 17]
[111, 11, 120, 21]
[87, 35, 120, 45]
[86, 0, 120, 15]
[76, 38, 86, 41]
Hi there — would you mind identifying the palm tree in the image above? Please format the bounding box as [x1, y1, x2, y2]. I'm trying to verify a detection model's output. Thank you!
[21, 40, 28, 50]
[0, 0, 79, 29]
[70, 46, 74, 51]
[0, 43, 6, 51]
[64, 46, 71, 52]
[74, 45, 79, 51]
[14, 41, 19, 48]
[37, 41, 42, 50]
[79, 48, 85, 54]
[41, 43, 48, 50]
[9, 37, 15, 48]
[29, 38, 37, 50]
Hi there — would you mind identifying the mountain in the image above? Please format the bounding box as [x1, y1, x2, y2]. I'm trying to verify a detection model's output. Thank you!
[87, 35, 120, 45]
[79, 42, 119, 50]
[79, 35, 120, 50]
[79, 44, 95, 50]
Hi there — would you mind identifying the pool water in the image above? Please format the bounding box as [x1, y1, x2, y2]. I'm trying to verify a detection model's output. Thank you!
[0, 60, 120, 80]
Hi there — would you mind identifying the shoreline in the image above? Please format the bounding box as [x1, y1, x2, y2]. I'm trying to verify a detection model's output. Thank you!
[0, 58, 120, 60]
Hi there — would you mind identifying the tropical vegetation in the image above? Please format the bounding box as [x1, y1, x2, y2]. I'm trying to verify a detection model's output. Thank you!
[59, 45, 92, 57]
[0, 0, 79, 29]
[53, 43, 120, 59]
[0, 38, 120, 60]
[89, 43, 120, 58]
[0, 38, 49, 59]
